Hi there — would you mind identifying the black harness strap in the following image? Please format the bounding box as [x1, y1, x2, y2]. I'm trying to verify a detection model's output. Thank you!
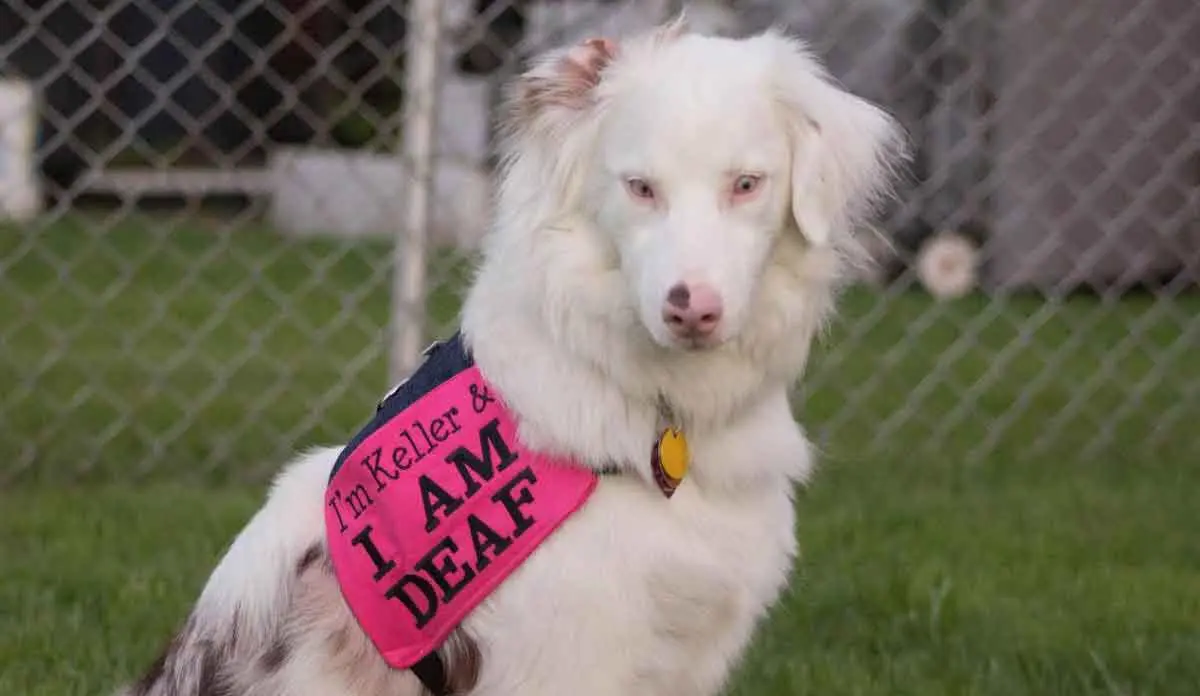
[412, 652, 450, 695]
[330, 334, 473, 480]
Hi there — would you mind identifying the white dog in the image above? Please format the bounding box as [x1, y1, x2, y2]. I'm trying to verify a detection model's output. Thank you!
[121, 19, 904, 696]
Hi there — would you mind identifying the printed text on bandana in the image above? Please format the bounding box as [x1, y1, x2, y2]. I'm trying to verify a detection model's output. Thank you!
[325, 366, 598, 669]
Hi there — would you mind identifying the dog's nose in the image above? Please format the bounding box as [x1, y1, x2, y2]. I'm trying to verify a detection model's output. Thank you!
[662, 282, 724, 339]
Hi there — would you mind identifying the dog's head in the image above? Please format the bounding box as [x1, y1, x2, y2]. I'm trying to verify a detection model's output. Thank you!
[496, 20, 905, 362]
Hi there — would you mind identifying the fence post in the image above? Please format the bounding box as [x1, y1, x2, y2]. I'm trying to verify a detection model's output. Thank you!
[390, 0, 444, 385]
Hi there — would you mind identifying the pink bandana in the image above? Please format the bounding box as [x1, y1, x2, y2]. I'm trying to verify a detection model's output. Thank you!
[325, 364, 598, 669]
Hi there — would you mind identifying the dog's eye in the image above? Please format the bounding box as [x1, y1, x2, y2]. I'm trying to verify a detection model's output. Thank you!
[732, 174, 762, 197]
[625, 177, 656, 201]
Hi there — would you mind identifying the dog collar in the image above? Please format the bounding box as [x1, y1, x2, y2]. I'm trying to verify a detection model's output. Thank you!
[651, 396, 689, 497]
[596, 396, 689, 498]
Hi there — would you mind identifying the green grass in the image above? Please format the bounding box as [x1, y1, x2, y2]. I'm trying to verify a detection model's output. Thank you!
[0, 214, 470, 484]
[2, 216, 1198, 694]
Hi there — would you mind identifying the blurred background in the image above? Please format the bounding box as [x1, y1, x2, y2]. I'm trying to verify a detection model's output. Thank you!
[1, 1, 1197, 694]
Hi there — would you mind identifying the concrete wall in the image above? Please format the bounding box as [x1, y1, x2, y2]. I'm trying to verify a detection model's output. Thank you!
[273, 0, 686, 245]
[986, 0, 1199, 291]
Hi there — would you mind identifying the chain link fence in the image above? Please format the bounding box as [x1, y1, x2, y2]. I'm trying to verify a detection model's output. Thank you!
[1, 0, 1196, 484]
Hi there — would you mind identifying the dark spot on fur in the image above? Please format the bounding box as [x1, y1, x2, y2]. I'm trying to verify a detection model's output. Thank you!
[226, 609, 242, 655]
[296, 543, 324, 575]
[260, 637, 291, 673]
[127, 614, 241, 696]
[128, 618, 197, 696]
[197, 642, 233, 696]
[442, 630, 483, 694]
[329, 626, 352, 656]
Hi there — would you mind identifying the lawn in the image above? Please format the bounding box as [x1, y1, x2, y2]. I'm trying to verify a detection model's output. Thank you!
[1, 215, 1198, 695]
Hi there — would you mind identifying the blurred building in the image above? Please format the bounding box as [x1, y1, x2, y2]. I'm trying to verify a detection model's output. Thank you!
[2, 0, 1196, 290]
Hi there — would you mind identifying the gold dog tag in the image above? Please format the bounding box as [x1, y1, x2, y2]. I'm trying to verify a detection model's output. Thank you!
[651, 427, 689, 498]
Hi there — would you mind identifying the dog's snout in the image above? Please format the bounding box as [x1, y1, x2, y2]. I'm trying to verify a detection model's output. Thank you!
[661, 282, 723, 340]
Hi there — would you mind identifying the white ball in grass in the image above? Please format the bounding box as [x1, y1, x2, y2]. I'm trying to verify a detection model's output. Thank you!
[916, 230, 980, 299]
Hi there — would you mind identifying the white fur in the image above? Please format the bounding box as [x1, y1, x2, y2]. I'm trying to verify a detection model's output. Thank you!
[122, 22, 905, 696]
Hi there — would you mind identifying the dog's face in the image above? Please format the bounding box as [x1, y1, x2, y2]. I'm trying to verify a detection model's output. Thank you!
[589, 38, 794, 350]
[502, 23, 904, 356]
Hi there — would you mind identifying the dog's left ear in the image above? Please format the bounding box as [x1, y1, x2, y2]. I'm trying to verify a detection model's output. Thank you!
[505, 37, 618, 139]
[766, 32, 908, 249]
[494, 37, 619, 217]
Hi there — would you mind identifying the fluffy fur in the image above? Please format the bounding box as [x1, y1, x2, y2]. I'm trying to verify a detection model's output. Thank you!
[120, 20, 905, 696]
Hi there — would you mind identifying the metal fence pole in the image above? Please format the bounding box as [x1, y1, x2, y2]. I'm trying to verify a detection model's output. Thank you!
[390, 0, 445, 385]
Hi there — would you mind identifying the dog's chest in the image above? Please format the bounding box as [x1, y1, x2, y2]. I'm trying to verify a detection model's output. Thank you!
[464, 472, 797, 695]
[650, 482, 798, 629]
[618, 479, 798, 693]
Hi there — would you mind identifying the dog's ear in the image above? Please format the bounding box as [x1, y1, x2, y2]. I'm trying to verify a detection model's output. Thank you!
[766, 31, 908, 249]
[496, 37, 619, 213]
[505, 37, 617, 135]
